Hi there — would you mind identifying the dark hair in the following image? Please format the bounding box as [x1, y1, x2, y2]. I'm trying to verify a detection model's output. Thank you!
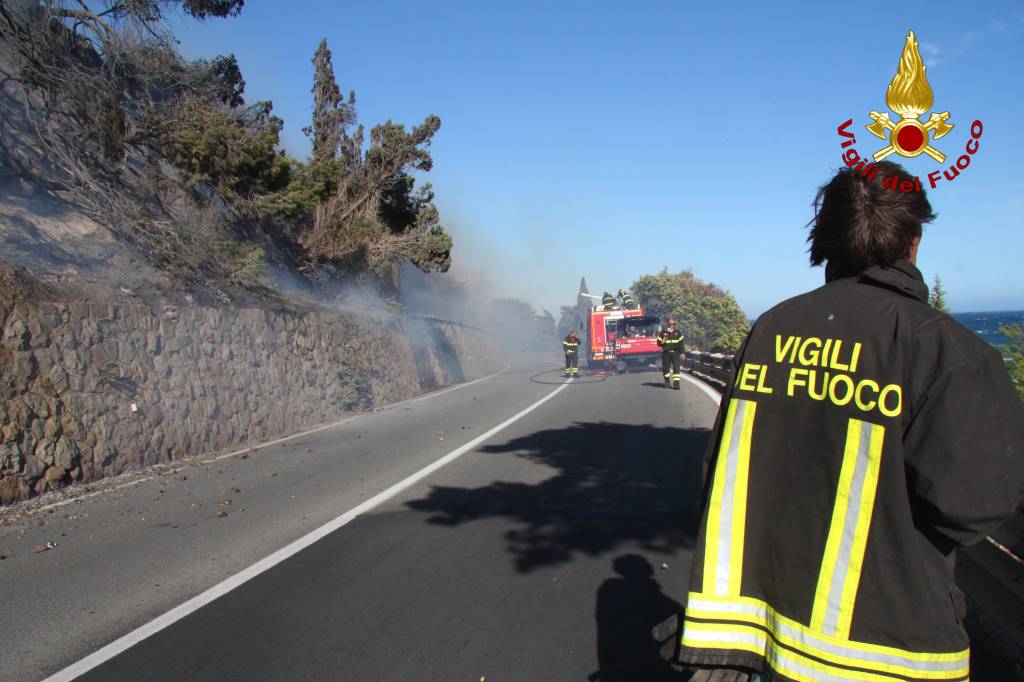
[808, 161, 935, 273]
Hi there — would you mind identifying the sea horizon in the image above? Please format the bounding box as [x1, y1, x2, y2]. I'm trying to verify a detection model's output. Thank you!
[951, 310, 1024, 348]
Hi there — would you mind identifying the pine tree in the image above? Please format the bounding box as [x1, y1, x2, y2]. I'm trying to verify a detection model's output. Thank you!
[303, 38, 356, 164]
[929, 274, 950, 313]
[998, 324, 1024, 401]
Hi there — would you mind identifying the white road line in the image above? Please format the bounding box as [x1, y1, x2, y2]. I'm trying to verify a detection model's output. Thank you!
[26, 365, 511, 516]
[682, 373, 723, 405]
[41, 377, 573, 682]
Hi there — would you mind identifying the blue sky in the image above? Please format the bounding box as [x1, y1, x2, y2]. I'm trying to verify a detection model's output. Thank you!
[173, 1, 1024, 316]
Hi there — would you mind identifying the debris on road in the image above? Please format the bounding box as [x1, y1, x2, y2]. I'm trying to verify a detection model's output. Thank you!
[217, 500, 232, 507]
[216, 511, 228, 518]
[661, 562, 669, 570]
[34, 542, 55, 553]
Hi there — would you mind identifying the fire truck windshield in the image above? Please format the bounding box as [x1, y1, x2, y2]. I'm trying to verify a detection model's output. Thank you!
[618, 317, 660, 338]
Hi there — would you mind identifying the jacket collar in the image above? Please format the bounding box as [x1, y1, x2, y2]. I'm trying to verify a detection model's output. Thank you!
[825, 259, 929, 303]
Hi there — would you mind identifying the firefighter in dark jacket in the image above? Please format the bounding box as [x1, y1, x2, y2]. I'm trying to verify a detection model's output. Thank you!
[562, 330, 580, 377]
[679, 162, 1024, 682]
[657, 318, 684, 389]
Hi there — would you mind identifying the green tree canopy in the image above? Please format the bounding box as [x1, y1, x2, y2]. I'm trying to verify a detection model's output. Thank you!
[303, 38, 357, 166]
[632, 268, 750, 353]
[928, 274, 950, 313]
[999, 324, 1024, 401]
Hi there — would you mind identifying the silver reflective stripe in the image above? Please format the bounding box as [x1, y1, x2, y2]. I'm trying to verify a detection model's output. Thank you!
[821, 420, 877, 635]
[684, 625, 839, 682]
[769, 646, 859, 682]
[685, 597, 967, 674]
[683, 627, 766, 649]
[715, 399, 749, 595]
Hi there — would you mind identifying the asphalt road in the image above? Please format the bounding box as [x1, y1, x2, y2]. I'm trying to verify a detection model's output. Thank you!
[1, 353, 719, 682]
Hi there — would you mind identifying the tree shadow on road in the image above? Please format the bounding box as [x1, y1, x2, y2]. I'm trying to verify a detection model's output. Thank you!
[404, 421, 710, 573]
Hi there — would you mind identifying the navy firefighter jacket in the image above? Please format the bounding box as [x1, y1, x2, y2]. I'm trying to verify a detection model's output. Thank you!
[679, 260, 1024, 682]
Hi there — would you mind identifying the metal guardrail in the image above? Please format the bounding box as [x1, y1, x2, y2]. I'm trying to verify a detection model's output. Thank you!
[682, 351, 734, 389]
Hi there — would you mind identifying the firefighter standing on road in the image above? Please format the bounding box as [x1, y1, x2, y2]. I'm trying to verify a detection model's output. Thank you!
[676, 162, 1024, 682]
[563, 330, 581, 377]
[657, 318, 684, 389]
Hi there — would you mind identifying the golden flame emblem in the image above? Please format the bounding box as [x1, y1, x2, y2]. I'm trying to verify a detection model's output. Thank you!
[866, 31, 953, 163]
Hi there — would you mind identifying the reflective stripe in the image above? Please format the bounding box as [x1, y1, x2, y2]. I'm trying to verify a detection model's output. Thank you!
[684, 594, 970, 678]
[683, 621, 899, 682]
[683, 621, 765, 656]
[702, 399, 756, 596]
[812, 419, 885, 638]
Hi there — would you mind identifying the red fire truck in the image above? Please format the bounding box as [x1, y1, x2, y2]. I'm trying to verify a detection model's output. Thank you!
[584, 304, 639, 367]
[581, 294, 661, 371]
[612, 315, 664, 371]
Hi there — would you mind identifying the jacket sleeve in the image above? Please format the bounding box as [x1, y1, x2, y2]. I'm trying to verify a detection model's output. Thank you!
[902, 349, 1024, 547]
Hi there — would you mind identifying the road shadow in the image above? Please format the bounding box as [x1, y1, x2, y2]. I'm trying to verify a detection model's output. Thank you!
[591, 554, 688, 682]
[404, 421, 710, 573]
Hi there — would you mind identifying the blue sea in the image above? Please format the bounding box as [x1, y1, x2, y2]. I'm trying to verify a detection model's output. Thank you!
[952, 311, 1024, 348]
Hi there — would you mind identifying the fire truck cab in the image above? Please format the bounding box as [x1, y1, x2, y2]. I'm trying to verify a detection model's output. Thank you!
[612, 315, 663, 371]
[585, 304, 644, 367]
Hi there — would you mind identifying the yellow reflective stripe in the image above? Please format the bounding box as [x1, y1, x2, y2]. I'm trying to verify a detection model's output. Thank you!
[682, 620, 765, 657]
[837, 422, 884, 636]
[702, 399, 756, 596]
[684, 593, 970, 679]
[702, 400, 737, 595]
[812, 419, 885, 638]
[729, 402, 756, 595]
[683, 620, 966, 682]
[684, 620, 900, 682]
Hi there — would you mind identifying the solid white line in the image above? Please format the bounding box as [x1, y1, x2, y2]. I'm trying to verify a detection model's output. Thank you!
[682, 373, 723, 405]
[27, 365, 511, 516]
[41, 377, 572, 682]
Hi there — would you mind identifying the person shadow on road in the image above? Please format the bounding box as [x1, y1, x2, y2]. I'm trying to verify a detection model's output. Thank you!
[591, 554, 688, 681]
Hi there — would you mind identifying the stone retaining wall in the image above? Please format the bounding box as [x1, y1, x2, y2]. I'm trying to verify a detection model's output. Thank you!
[0, 300, 502, 504]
